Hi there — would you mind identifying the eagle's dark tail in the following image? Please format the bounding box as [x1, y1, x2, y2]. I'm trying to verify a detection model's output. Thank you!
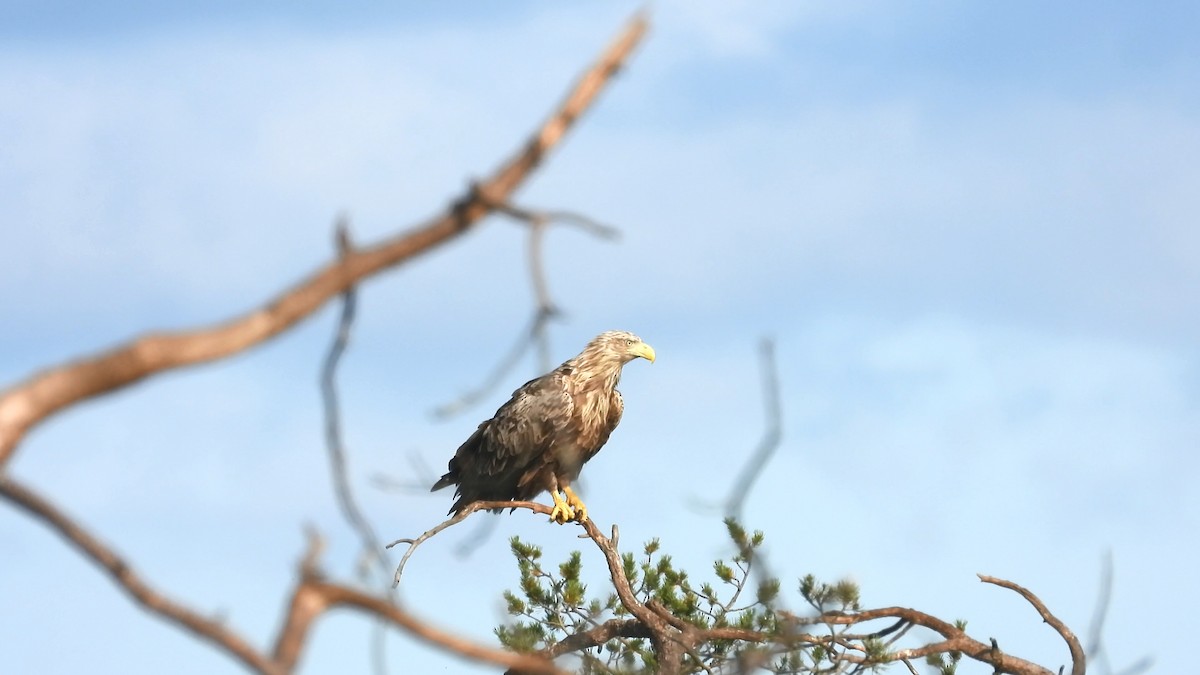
[431, 426, 496, 514]
[430, 470, 456, 492]
[432, 425, 486, 493]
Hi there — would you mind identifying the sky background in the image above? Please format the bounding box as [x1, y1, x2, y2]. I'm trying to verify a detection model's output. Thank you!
[2, 1, 1197, 673]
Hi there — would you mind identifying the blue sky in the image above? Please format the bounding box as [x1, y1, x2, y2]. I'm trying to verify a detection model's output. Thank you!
[1, 1, 1196, 673]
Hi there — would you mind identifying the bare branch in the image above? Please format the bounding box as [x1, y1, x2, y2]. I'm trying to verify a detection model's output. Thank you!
[528, 223, 556, 371]
[432, 310, 557, 418]
[1085, 552, 1153, 675]
[319, 219, 396, 675]
[320, 219, 386, 564]
[0, 10, 649, 468]
[980, 574, 1086, 675]
[0, 475, 282, 675]
[388, 500, 556, 585]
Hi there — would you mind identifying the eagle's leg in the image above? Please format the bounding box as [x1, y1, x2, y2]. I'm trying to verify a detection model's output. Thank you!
[548, 489, 576, 524]
[562, 485, 588, 523]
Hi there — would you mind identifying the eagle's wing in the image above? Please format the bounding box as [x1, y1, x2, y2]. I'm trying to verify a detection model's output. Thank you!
[481, 370, 573, 476]
[432, 369, 573, 507]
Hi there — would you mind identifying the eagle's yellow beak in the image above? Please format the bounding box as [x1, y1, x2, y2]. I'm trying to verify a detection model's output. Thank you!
[632, 341, 656, 363]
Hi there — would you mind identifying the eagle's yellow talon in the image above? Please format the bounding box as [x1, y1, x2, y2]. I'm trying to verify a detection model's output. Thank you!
[563, 486, 588, 523]
[549, 490, 575, 524]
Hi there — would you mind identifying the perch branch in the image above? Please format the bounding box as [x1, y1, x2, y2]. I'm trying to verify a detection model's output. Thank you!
[388, 500, 554, 585]
[0, 10, 649, 468]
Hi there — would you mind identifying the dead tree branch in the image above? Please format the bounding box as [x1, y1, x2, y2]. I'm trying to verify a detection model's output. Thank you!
[388, 499, 555, 585]
[0, 11, 649, 469]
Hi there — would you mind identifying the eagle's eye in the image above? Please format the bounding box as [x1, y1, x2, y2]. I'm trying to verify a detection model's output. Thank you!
[625, 338, 634, 346]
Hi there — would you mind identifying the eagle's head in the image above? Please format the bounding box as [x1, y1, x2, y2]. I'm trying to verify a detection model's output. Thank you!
[587, 330, 656, 365]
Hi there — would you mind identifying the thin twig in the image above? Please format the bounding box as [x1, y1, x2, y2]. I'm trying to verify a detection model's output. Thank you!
[432, 310, 556, 418]
[432, 201, 619, 416]
[1083, 552, 1153, 675]
[528, 221, 556, 370]
[725, 338, 782, 520]
[1087, 550, 1114, 672]
[321, 219, 386, 565]
[388, 500, 555, 586]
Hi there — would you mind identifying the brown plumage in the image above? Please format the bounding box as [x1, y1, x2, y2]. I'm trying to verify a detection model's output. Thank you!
[432, 330, 655, 523]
